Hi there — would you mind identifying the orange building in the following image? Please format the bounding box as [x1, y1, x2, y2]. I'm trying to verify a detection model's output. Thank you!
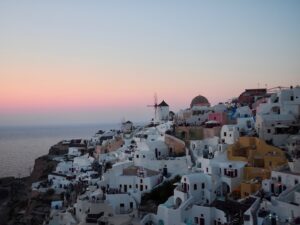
[227, 137, 287, 198]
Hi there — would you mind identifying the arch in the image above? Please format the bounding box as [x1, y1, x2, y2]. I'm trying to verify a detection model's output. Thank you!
[175, 197, 182, 208]
[271, 106, 280, 114]
[220, 182, 230, 196]
[181, 131, 187, 139]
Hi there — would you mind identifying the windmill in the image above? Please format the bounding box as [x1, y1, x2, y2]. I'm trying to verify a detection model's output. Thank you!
[147, 93, 158, 122]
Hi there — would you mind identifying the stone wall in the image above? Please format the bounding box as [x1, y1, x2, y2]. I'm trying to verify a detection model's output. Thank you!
[164, 134, 186, 156]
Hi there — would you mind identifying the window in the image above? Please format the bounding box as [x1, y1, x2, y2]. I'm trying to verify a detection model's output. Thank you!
[234, 169, 238, 177]
[130, 202, 133, 209]
[136, 184, 138, 188]
[224, 132, 227, 137]
[194, 184, 197, 190]
[247, 120, 252, 129]
[278, 176, 282, 182]
[267, 129, 271, 133]
[295, 179, 299, 185]
[194, 217, 199, 224]
[244, 215, 250, 221]
[143, 155, 145, 158]
[129, 185, 132, 188]
[140, 179, 143, 183]
[145, 185, 148, 190]
[136, 154, 139, 158]
[202, 183, 205, 189]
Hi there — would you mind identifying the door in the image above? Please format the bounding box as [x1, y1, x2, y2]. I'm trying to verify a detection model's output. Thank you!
[200, 218, 205, 225]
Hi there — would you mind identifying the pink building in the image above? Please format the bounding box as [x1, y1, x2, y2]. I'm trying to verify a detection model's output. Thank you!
[208, 112, 227, 125]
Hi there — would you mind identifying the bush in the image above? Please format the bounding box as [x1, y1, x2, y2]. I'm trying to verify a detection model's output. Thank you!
[46, 188, 55, 196]
[142, 175, 181, 205]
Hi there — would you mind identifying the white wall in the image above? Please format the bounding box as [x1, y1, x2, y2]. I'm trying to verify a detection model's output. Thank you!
[221, 125, 239, 144]
[106, 194, 137, 214]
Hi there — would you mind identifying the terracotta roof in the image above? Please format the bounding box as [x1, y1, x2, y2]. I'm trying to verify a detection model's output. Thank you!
[190, 95, 210, 108]
[158, 100, 169, 107]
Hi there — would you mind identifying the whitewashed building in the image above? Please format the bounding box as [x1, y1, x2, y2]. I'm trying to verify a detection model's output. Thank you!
[220, 125, 240, 144]
[255, 86, 300, 146]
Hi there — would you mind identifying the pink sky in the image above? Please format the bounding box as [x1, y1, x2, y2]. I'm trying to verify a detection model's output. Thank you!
[1, 1, 299, 126]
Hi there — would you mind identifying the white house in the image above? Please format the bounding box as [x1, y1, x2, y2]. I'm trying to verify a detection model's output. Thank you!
[100, 161, 163, 204]
[48, 173, 75, 192]
[255, 86, 300, 146]
[73, 154, 94, 172]
[262, 166, 300, 195]
[150, 172, 257, 225]
[286, 135, 300, 159]
[237, 117, 255, 135]
[121, 121, 133, 134]
[154, 173, 219, 225]
[48, 211, 77, 225]
[220, 125, 240, 144]
[110, 165, 162, 197]
[234, 106, 253, 118]
[257, 184, 300, 224]
[68, 147, 82, 157]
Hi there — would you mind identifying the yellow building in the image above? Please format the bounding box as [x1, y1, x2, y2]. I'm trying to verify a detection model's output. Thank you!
[227, 137, 287, 198]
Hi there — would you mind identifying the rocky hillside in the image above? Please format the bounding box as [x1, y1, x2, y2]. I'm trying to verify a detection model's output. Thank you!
[0, 141, 66, 225]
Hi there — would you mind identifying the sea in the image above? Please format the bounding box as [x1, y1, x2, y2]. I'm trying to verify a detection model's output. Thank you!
[0, 123, 120, 178]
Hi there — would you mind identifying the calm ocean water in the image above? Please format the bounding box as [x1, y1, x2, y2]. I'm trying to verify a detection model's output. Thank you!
[0, 124, 119, 178]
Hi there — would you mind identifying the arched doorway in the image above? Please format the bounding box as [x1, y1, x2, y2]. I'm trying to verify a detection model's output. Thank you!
[175, 197, 182, 209]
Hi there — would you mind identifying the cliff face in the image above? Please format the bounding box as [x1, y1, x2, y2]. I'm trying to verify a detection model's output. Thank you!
[30, 155, 58, 183]
[48, 142, 69, 155]
[0, 139, 89, 225]
[0, 176, 31, 225]
[0, 142, 64, 225]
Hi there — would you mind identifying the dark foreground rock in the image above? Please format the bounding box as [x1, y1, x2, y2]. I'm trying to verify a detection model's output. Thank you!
[0, 142, 64, 225]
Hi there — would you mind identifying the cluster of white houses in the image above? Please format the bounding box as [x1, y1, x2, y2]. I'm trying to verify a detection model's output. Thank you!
[34, 87, 300, 225]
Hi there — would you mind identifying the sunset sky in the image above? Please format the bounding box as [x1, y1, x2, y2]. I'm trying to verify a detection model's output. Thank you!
[0, 1, 299, 126]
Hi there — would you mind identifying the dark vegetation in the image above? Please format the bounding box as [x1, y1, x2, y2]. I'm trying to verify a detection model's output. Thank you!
[142, 175, 181, 206]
